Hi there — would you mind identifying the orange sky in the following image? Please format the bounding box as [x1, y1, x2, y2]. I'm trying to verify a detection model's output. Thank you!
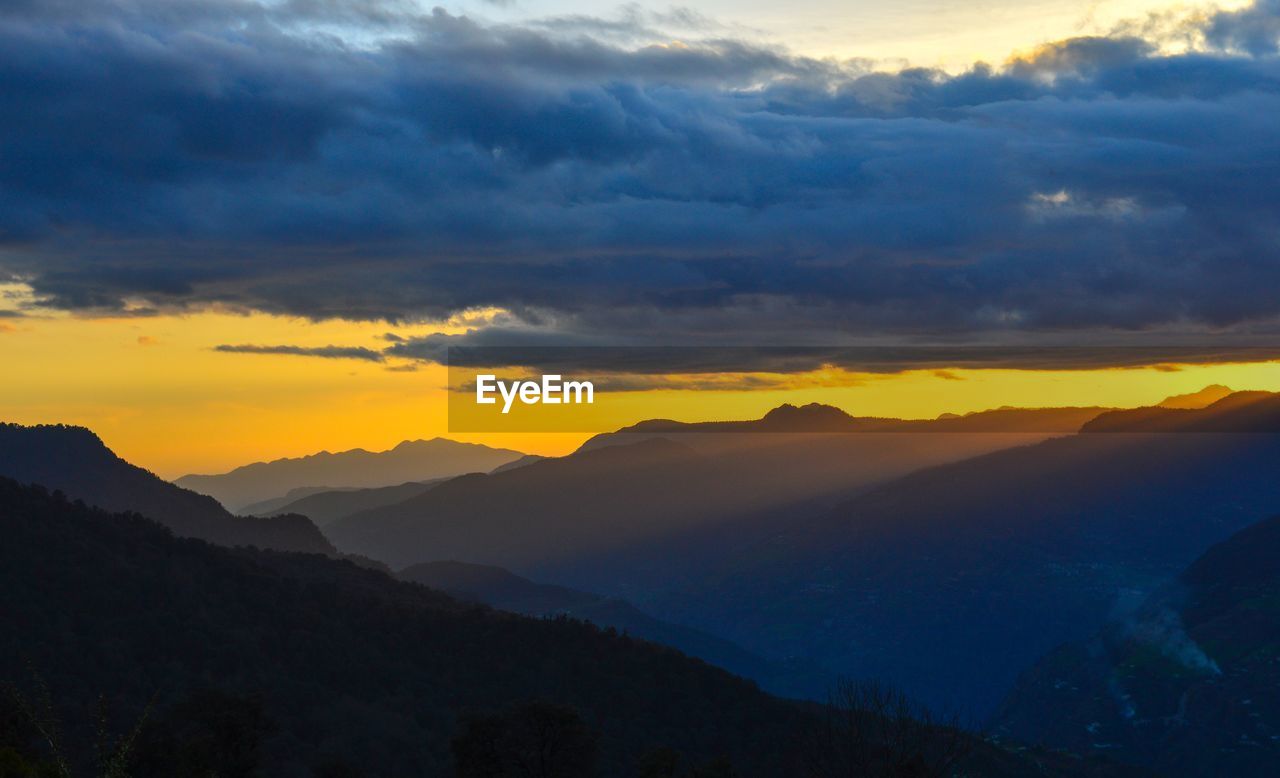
[3, 295, 1280, 479]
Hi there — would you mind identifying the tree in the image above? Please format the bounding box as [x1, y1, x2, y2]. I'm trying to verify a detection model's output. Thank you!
[636, 748, 680, 778]
[131, 690, 273, 778]
[453, 702, 596, 778]
[312, 756, 364, 777]
[0, 680, 150, 778]
[802, 679, 972, 778]
[635, 749, 737, 778]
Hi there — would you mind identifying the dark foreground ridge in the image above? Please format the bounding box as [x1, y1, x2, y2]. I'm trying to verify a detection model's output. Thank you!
[0, 422, 333, 554]
[0, 475, 1146, 777]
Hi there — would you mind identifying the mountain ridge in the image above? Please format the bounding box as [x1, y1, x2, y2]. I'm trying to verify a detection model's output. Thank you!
[0, 422, 333, 555]
[583, 402, 1112, 444]
[397, 559, 822, 696]
[175, 437, 526, 511]
[0, 475, 812, 775]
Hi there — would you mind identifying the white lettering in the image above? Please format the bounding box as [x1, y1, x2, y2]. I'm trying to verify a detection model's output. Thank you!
[542, 374, 562, 403]
[475, 374, 595, 413]
[498, 379, 520, 414]
[475, 375, 497, 405]
[563, 380, 593, 405]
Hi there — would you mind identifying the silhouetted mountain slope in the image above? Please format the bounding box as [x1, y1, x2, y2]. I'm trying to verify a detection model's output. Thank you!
[240, 485, 359, 517]
[329, 405, 1109, 578]
[1158, 384, 1234, 409]
[584, 403, 1110, 438]
[328, 438, 754, 577]
[489, 453, 546, 474]
[993, 513, 1280, 777]
[0, 423, 332, 554]
[648, 392, 1280, 715]
[399, 560, 823, 697]
[574, 404, 1110, 530]
[1082, 390, 1280, 433]
[251, 480, 444, 527]
[0, 477, 815, 776]
[176, 438, 525, 511]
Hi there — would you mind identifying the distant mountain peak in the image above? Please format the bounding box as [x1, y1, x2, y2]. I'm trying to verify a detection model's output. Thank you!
[760, 402, 855, 429]
[1158, 384, 1234, 409]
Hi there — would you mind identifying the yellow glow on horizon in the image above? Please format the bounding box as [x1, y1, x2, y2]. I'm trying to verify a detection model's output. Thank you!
[3, 303, 1280, 479]
[737, 0, 1257, 71]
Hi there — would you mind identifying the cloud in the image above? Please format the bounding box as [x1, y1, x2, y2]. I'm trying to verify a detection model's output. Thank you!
[405, 340, 1280, 373]
[136, 335, 160, 346]
[1205, 0, 1280, 55]
[214, 343, 386, 361]
[0, 0, 1279, 367]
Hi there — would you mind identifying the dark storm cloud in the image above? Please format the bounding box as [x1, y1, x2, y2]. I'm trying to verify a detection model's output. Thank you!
[2, 0, 1280, 369]
[423, 343, 1280, 374]
[1206, 0, 1280, 55]
[214, 343, 386, 361]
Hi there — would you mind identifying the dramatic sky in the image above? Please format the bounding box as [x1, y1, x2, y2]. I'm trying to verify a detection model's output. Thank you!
[2, 0, 1279, 474]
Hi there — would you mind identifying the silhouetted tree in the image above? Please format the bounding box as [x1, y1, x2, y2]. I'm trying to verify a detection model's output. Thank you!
[802, 679, 971, 778]
[453, 702, 596, 778]
[635, 749, 738, 778]
[311, 756, 364, 778]
[636, 748, 680, 778]
[0, 679, 150, 778]
[688, 756, 737, 778]
[132, 690, 273, 778]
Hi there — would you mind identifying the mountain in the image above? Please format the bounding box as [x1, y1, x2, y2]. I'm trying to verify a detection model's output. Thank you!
[1082, 390, 1280, 432]
[399, 560, 821, 697]
[175, 438, 526, 512]
[585, 402, 1110, 438]
[489, 453, 547, 474]
[993, 513, 1280, 777]
[0, 476, 816, 776]
[1158, 384, 1235, 409]
[251, 480, 445, 527]
[0, 423, 332, 554]
[239, 485, 359, 517]
[328, 404, 1109, 579]
[329, 438, 744, 582]
[327, 393, 1280, 714]
[0, 476, 1125, 778]
[643, 391, 1280, 715]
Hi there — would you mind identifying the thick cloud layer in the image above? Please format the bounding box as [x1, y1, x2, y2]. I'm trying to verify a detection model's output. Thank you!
[2, 0, 1280, 362]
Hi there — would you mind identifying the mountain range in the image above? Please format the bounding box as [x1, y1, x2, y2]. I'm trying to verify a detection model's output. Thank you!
[320, 390, 1280, 714]
[247, 480, 445, 527]
[0, 476, 1133, 777]
[0, 476, 811, 775]
[5, 387, 1276, 774]
[647, 391, 1280, 713]
[175, 438, 525, 512]
[327, 404, 1115, 584]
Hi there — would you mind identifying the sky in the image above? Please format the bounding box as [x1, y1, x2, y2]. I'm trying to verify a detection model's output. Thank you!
[469, 0, 1254, 67]
[1, 0, 1279, 476]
